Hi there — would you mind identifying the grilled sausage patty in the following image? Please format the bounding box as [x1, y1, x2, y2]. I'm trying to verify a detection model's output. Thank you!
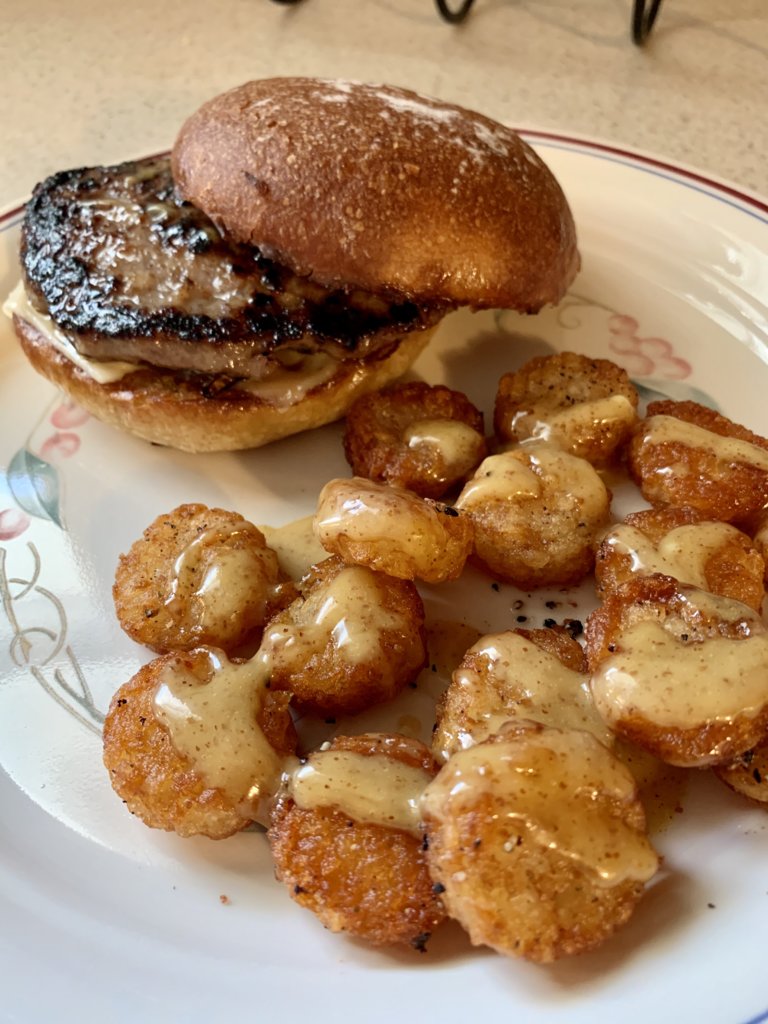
[20, 157, 442, 377]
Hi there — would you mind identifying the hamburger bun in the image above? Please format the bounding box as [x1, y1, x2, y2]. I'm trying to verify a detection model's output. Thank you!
[173, 78, 579, 311]
[10, 78, 579, 452]
[13, 313, 436, 453]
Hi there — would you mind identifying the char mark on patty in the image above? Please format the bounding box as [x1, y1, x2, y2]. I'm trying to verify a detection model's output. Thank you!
[20, 158, 440, 376]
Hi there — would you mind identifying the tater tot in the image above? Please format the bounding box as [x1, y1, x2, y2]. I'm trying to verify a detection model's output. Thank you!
[422, 722, 658, 963]
[343, 381, 488, 499]
[494, 351, 638, 464]
[586, 574, 768, 767]
[314, 476, 473, 583]
[268, 733, 446, 948]
[455, 441, 611, 588]
[260, 555, 427, 717]
[627, 401, 768, 521]
[595, 506, 765, 611]
[102, 647, 297, 838]
[113, 503, 283, 653]
[433, 626, 613, 763]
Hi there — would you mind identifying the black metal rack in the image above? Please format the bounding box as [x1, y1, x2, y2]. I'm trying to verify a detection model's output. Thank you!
[269, 0, 665, 46]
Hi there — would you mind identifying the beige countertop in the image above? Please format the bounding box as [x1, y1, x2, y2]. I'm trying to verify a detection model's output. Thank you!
[2, 0, 767, 204]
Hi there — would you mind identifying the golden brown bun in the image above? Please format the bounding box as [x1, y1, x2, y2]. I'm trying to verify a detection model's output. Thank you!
[172, 78, 579, 311]
[13, 314, 436, 453]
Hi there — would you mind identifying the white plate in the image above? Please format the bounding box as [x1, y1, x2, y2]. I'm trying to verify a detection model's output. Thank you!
[2, 135, 768, 1024]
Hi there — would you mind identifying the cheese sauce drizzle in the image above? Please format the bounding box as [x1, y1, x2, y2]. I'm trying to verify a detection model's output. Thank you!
[404, 417, 484, 476]
[591, 616, 768, 730]
[434, 631, 612, 761]
[511, 394, 635, 448]
[641, 415, 768, 473]
[261, 563, 407, 667]
[287, 749, 432, 835]
[602, 521, 746, 589]
[165, 522, 277, 633]
[422, 730, 659, 887]
[154, 648, 283, 819]
[456, 442, 608, 515]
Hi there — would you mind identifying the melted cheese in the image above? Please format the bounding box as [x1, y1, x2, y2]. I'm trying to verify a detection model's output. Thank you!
[3, 281, 136, 383]
[4, 281, 337, 401]
[239, 352, 338, 407]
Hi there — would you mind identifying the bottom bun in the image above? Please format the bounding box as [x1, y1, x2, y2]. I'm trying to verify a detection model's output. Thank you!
[13, 316, 438, 453]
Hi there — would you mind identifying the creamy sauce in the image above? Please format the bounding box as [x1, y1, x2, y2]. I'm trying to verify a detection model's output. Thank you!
[434, 631, 613, 761]
[288, 749, 432, 835]
[260, 516, 327, 580]
[615, 739, 688, 834]
[591, 618, 768, 733]
[261, 563, 407, 668]
[154, 648, 283, 819]
[455, 451, 541, 504]
[421, 730, 659, 887]
[641, 415, 768, 473]
[165, 523, 276, 634]
[456, 442, 608, 518]
[603, 521, 745, 589]
[511, 394, 635, 449]
[404, 417, 483, 474]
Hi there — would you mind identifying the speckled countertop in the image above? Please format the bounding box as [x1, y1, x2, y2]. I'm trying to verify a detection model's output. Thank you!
[2, 0, 767, 203]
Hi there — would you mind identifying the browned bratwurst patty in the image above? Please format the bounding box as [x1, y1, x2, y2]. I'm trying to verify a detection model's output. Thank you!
[20, 157, 444, 378]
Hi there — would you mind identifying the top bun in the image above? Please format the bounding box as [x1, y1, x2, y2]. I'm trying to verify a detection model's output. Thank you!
[172, 78, 579, 311]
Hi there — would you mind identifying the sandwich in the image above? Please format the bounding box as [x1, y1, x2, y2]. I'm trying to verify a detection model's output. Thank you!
[5, 78, 579, 453]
